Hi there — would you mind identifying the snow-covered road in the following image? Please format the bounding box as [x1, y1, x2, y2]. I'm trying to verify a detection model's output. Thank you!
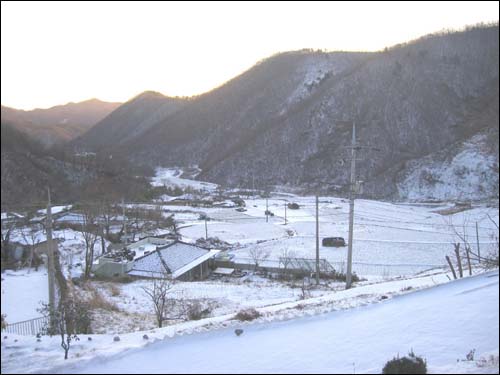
[64, 271, 499, 374]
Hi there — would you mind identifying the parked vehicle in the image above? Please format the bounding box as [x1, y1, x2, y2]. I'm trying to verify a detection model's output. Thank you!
[322, 237, 346, 247]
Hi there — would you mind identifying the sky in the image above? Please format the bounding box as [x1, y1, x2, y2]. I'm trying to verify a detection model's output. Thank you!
[1, 1, 498, 110]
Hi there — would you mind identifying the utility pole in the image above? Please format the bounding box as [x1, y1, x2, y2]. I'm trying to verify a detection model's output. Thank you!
[252, 171, 255, 199]
[475, 221, 481, 263]
[46, 188, 56, 331]
[315, 195, 320, 285]
[266, 198, 269, 223]
[284, 202, 287, 225]
[122, 197, 127, 243]
[339, 120, 379, 289]
[346, 123, 357, 289]
[205, 218, 208, 240]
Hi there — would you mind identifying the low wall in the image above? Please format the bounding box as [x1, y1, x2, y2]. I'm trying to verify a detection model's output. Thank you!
[92, 259, 133, 277]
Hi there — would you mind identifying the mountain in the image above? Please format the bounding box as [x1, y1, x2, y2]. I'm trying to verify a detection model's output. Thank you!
[1, 99, 121, 147]
[1, 121, 153, 206]
[72, 91, 188, 151]
[72, 24, 500, 201]
[1, 122, 83, 205]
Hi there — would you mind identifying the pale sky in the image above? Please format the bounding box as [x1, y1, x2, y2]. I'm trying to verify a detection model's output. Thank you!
[1, 1, 498, 110]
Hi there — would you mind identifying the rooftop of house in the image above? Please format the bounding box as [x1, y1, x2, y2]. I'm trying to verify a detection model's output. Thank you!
[128, 241, 219, 279]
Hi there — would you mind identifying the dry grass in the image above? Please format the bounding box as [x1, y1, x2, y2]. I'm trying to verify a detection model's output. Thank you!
[80, 282, 120, 312]
[234, 308, 262, 321]
[433, 205, 472, 216]
[91, 310, 156, 334]
[88, 289, 120, 312]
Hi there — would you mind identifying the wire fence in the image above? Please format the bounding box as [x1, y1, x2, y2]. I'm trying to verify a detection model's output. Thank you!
[229, 256, 444, 278]
[331, 261, 444, 278]
[1, 316, 48, 336]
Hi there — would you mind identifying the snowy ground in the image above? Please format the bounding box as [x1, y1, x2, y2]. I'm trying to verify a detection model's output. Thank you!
[1, 227, 107, 323]
[177, 196, 498, 278]
[1, 269, 48, 322]
[1, 167, 498, 373]
[89, 274, 336, 334]
[1, 271, 498, 374]
[135, 168, 500, 280]
[150, 167, 218, 192]
[6, 169, 497, 325]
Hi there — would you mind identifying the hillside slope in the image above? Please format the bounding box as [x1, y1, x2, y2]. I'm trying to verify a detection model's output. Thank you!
[72, 91, 188, 151]
[1, 99, 120, 147]
[75, 25, 500, 201]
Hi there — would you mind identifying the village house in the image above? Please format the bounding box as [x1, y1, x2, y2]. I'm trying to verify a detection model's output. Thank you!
[92, 239, 219, 281]
[128, 241, 220, 281]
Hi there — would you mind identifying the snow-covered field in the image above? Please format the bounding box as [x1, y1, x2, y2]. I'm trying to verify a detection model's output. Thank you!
[151, 167, 218, 192]
[177, 195, 498, 278]
[1, 269, 48, 322]
[2, 271, 498, 374]
[1, 227, 107, 323]
[1, 167, 498, 373]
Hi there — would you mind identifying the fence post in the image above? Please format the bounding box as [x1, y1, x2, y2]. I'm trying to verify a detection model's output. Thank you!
[454, 243, 463, 278]
[446, 255, 457, 279]
[465, 246, 472, 276]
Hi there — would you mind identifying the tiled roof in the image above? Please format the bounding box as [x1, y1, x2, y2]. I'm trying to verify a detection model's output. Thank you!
[157, 242, 208, 274]
[128, 251, 169, 278]
[127, 241, 215, 279]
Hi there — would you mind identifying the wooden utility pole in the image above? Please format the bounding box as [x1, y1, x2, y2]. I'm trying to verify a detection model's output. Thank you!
[46, 188, 56, 330]
[284, 202, 287, 225]
[475, 222, 481, 263]
[252, 171, 255, 199]
[205, 218, 208, 240]
[122, 197, 127, 242]
[346, 123, 357, 289]
[266, 198, 269, 223]
[336, 120, 379, 289]
[315, 195, 320, 285]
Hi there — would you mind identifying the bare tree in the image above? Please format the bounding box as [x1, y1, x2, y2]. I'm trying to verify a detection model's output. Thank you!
[129, 205, 144, 241]
[19, 225, 43, 271]
[279, 246, 297, 279]
[300, 278, 311, 300]
[77, 204, 100, 279]
[151, 205, 165, 228]
[483, 213, 499, 269]
[248, 247, 271, 271]
[447, 213, 499, 270]
[142, 275, 187, 328]
[1, 218, 15, 266]
[447, 215, 474, 252]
